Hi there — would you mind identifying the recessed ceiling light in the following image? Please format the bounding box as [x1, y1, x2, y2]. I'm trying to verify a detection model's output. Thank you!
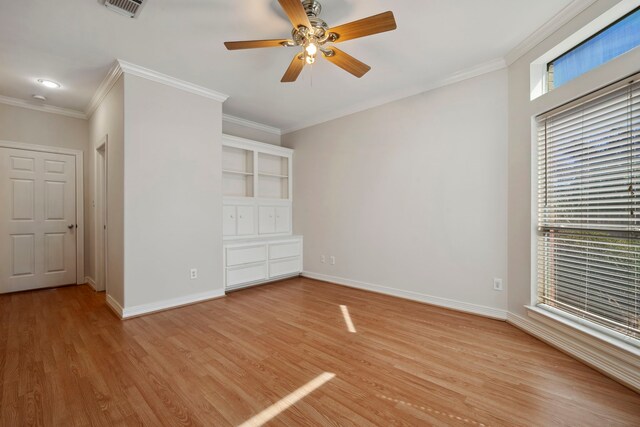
[32, 95, 47, 101]
[37, 79, 61, 89]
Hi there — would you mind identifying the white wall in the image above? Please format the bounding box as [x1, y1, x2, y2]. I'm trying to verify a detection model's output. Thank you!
[283, 69, 509, 317]
[222, 119, 281, 145]
[88, 76, 125, 305]
[0, 103, 91, 276]
[123, 74, 224, 309]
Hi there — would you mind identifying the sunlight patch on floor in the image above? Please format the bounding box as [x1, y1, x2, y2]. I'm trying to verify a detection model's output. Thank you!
[340, 304, 357, 333]
[239, 372, 336, 427]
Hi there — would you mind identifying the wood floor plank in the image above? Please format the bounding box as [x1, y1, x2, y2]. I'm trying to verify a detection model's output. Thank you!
[1, 278, 639, 426]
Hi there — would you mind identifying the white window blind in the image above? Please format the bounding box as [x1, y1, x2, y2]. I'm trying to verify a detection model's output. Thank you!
[537, 77, 639, 340]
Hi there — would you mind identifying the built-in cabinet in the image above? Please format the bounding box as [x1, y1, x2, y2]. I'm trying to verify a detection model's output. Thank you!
[222, 135, 302, 291]
[224, 236, 303, 291]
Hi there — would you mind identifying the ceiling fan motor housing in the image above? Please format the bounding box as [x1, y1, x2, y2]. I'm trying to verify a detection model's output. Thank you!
[291, 0, 334, 47]
[302, 0, 322, 18]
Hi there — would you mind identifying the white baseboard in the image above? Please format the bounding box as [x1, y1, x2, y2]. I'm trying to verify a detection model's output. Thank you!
[302, 271, 507, 320]
[84, 276, 97, 291]
[114, 289, 226, 319]
[106, 294, 124, 318]
[506, 312, 640, 393]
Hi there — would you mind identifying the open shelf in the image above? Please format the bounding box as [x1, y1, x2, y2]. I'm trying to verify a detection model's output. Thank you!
[258, 172, 288, 178]
[223, 169, 254, 176]
[223, 146, 254, 197]
[258, 152, 288, 177]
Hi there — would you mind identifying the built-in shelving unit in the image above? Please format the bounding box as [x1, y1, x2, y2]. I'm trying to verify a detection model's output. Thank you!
[221, 134, 302, 291]
[222, 145, 254, 198]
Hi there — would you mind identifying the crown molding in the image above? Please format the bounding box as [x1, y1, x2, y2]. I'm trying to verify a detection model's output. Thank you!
[117, 60, 229, 103]
[85, 61, 124, 118]
[438, 57, 507, 88]
[282, 57, 507, 134]
[0, 95, 87, 120]
[222, 114, 281, 135]
[504, 0, 598, 66]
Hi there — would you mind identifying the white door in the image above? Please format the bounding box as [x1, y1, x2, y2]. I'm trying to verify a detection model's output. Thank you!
[0, 147, 77, 293]
[223, 205, 237, 236]
[237, 205, 255, 236]
[275, 206, 290, 233]
[258, 206, 276, 234]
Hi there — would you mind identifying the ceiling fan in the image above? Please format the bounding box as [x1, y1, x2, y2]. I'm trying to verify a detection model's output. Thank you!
[224, 0, 397, 82]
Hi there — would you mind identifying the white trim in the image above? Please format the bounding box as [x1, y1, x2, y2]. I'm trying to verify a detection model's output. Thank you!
[0, 95, 87, 119]
[437, 58, 507, 88]
[85, 62, 124, 118]
[106, 294, 124, 318]
[85, 276, 97, 291]
[282, 58, 506, 134]
[120, 289, 225, 319]
[222, 133, 293, 155]
[302, 271, 507, 320]
[504, 0, 599, 66]
[117, 60, 229, 102]
[507, 311, 640, 393]
[223, 114, 281, 135]
[0, 140, 85, 285]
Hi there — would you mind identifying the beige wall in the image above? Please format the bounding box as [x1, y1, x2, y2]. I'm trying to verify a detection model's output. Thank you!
[123, 74, 224, 308]
[0, 103, 91, 277]
[88, 76, 125, 304]
[283, 69, 509, 315]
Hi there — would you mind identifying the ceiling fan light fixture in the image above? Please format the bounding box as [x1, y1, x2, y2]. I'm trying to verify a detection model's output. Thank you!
[224, 0, 397, 82]
[305, 42, 317, 56]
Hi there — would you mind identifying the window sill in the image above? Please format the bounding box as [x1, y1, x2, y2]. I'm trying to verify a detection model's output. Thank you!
[525, 305, 640, 357]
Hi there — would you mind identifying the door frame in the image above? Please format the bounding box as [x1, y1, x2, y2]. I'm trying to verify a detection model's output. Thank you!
[0, 140, 84, 285]
[95, 137, 108, 292]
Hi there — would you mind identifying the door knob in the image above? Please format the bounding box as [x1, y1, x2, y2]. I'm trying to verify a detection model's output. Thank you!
[68, 224, 74, 229]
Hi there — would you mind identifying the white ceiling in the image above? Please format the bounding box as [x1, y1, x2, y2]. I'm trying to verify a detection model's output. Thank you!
[0, 0, 580, 132]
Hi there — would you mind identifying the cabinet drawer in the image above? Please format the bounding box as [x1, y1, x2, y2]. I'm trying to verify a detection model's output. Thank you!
[227, 263, 268, 287]
[269, 257, 301, 278]
[269, 241, 301, 260]
[226, 244, 267, 267]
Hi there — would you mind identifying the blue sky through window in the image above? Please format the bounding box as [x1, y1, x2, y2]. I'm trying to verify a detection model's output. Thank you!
[551, 8, 640, 88]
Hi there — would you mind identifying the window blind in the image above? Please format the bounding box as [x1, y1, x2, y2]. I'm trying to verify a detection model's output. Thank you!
[537, 77, 639, 340]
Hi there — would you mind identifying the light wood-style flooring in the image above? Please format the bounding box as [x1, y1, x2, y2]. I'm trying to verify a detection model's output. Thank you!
[1, 277, 639, 426]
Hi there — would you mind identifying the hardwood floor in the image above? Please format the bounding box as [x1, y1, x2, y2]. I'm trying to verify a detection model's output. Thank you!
[1, 277, 639, 426]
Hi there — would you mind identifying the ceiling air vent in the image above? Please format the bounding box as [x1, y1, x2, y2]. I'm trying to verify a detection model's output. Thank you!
[104, 0, 145, 18]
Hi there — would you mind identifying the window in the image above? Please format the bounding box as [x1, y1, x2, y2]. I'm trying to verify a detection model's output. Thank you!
[547, 7, 640, 90]
[536, 75, 639, 341]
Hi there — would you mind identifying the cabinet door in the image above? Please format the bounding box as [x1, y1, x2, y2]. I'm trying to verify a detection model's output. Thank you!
[258, 207, 276, 234]
[275, 206, 290, 233]
[223, 205, 236, 236]
[236, 205, 255, 236]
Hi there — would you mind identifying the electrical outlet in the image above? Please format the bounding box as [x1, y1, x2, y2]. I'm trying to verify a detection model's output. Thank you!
[321, 255, 326, 263]
[493, 278, 503, 291]
[190, 268, 198, 280]
[330, 256, 336, 265]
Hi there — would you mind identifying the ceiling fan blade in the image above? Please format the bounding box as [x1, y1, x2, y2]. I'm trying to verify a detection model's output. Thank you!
[278, 0, 312, 29]
[281, 54, 305, 82]
[322, 48, 371, 78]
[328, 11, 397, 43]
[224, 39, 291, 50]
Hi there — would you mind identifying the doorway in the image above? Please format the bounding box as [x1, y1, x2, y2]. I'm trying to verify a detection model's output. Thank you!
[95, 138, 108, 292]
[0, 141, 84, 293]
